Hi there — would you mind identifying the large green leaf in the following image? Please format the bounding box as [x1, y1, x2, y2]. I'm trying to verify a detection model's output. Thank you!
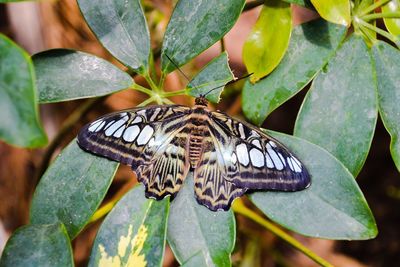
[250, 131, 377, 240]
[33, 49, 133, 103]
[89, 186, 169, 267]
[180, 251, 209, 267]
[294, 35, 377, 176]
[0, 223, 73, 267]
[78, 0, 150, 74]
[373, 41, 400, 172]
[30, 139, 118, 238]
[382, 0, 400, 35]
[243, 0, 292, 83]
[167, 173, 236, 266]
[242, 19, 346, 126]
[187, 52, 234, 103]
[161, 0, 245, 73]
[0, 34, 47, 148]
[281, 0, 312, 7]
[310, 0, 351, 26]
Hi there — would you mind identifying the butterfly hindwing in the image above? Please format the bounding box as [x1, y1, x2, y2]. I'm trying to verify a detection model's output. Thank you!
[208, 111, 311, 192]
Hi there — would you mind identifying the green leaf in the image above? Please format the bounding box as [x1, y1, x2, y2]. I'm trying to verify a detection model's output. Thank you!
[242, 19, 346, 126]
[180, 251, 209, 267]
[188, 52, 234, 103]
[30, 139, 118, 238]
[373, 41, 400, 172]
[250, 131, 377, 240]
[0, 223, 73, 267]
[243, 0, 292, 83]
[310, 0, 351, 26]
[382, 0, 400, 35]
[89, 186, 169, 267]
[167, 173, 235, 266]
[294, 35, 377, 176]
[0, 34, 47, 148]
[33, 49, 133, 103]
[161, 0, 245, 73]
[77, 0, 150, 74]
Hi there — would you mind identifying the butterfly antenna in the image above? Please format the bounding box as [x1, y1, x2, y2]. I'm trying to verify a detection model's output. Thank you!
[203, 72, 253, 97]
[165, 54, 193, 85]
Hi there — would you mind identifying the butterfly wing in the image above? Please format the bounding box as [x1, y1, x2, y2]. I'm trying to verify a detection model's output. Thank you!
[193, 129, 247, 211]
[77, 105, 191, 198]
[207, 110, 311, 192]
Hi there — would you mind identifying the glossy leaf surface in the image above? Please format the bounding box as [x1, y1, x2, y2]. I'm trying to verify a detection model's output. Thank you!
[250, 131, 377, 240]
[373, 41, 400, 172]
[30, 139, 118, 238]
[188, 52, 234, 103]
[243, 20, 346, 125]
[243, 0, 292, 83]
[33, 49, 133, 103]
[382, 0, 400, 35]
[89, 186, 169, 267]
[161, 0, 245, 73]
[0, 34, 47, 148]
[295, 36, 377, 176]
[0, 223, 73, 267]
[78, 0, 150, 74]
[310, 0, 351, 26]
[167, 173, 236, 266]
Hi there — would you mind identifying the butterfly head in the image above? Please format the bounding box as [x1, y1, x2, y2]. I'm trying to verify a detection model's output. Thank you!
[195, 96, 208, 106]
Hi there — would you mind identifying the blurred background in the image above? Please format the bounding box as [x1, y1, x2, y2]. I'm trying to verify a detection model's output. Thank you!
[0, 1, 399, 266]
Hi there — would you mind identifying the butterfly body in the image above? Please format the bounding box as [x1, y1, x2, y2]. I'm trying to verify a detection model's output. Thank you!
[77, 97, 310, 211]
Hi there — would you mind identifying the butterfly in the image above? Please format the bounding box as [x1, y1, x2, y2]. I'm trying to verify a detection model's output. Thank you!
[77, 96, 310, 211]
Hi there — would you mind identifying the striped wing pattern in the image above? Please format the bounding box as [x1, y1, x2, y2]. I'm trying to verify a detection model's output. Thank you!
[77, 103, 310, 211]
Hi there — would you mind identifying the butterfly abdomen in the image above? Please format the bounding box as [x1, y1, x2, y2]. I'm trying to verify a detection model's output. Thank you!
[188, 106, 210, 168]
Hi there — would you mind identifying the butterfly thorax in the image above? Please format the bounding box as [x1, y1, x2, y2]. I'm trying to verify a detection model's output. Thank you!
[188, 104, 210, 168]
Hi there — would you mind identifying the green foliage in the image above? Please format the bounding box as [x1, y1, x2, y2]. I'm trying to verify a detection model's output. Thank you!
[2, 0, 400, 266]
[294, 36, 378, 176]
[0, 34, 47, 148]
[167, 174, 235, 266]
[0, 223, 73, 267]
[33, 49, 134, 103]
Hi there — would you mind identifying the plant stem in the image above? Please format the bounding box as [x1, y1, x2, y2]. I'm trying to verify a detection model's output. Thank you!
[158, 72, 167, 89]
[243, 0, 264, 12]
[131, 83, 154, 96]
[359, 0, 391, 16]
[357, 18, 399, 43]
[362, 11, 400, 20]
[220, 37, 226, 52]
[161, 89, 188, 98]
[35, 97, 106, 185]
[358, 25, 378, 45]
[232, 199, 334, 267]
[137, 96, 156, 107]
[144, 73, 160, 93]
[162, 98, 174, 105]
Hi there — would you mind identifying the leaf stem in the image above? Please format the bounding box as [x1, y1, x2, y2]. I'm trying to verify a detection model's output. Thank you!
[144, 73, 160, 93]
[131, 83, 154, 96]
[362, 11, 400, 20]
[358, 0, 391, 16]
[137, 96, 156, 107]
[357, 18, 399, 43]
[35, 96, 106, 185]
[161, 89, 188, 98]
[232, 199, 334, 267]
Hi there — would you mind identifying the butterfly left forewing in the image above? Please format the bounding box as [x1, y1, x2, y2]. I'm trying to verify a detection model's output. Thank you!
[209, 111, 311, 191]
[77, 105, 191, 198]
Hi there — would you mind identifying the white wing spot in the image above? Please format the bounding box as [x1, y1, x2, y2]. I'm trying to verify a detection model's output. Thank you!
[88, 120, 102, 132]
[269, 141, 277, 147]
[150, 108, 161, 121]
[148, 137, 155, 147]
[290, 157, 302, 172]
[113, 126, 125, 138]
[287, 157, 295, 171]
[250, 148, 264, 167]
[95, 121, 106, 132]
[251, 139, 262, 149]
[236, 143, 249, 166]
[137, 125, 154, 145]
[105, 118, 127, 136]
[123, 125, 140, 142]
[278, 153, 287, 167]
[266, 143, 283, 170]
[238, 124, 246, 139]
[265, 153, 274, 168]
[131, 116, 142, 124]
[231, 153, 237, 164]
